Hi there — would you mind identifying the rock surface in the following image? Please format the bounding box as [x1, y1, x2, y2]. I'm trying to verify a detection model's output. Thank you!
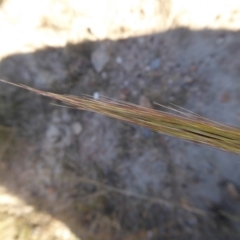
[0, 1, 240, 240]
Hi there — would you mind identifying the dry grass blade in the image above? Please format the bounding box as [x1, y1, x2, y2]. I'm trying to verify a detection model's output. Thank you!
[77, 177, 209, 216]
[1, 79, 240, 155]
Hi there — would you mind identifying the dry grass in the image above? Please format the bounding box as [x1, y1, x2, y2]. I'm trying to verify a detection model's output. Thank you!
[1, 79, 240, 155]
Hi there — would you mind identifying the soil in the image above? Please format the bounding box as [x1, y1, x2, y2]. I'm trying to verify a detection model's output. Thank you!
[0, 1, 240, 239]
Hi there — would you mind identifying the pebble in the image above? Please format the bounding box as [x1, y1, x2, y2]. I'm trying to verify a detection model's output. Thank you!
[45, 124, 73, 148]
[145, 66, 150, 71]
[190, 65, 198, 72]
[46, 124, 60, 143]
[91, 45, 109, 72]
[149, 58, 161, 70]
[71, 122, 83, 135]
[226, 182, 240, 200]
[187, 216, 198, 226]
[183, 76, 193, 84]
[101, 71, 107, 79]
[220, 91, 231, 103]
[116, 56, 123, 64]
[93, 92, 99, 100]
[139, 95, 152, 108]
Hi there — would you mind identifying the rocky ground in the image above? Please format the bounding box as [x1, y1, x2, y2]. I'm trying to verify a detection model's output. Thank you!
[0, 0, 240, 239]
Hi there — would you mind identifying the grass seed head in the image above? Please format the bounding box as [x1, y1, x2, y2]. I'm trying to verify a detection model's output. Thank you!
[1, 79, 240, 155]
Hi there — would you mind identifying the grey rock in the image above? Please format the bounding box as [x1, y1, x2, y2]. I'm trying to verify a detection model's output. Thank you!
[149, 58, 161, 70]
[187, 216, 198, 226]
[116, 56, 123, 64]
[101, 71, 107, 79]
[183, 76, 193, 84]
[71, 122, 83, 135]
[91, 45, 109, 72]
[93, 91, 99, 100]
[46, 124, 60, 143]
